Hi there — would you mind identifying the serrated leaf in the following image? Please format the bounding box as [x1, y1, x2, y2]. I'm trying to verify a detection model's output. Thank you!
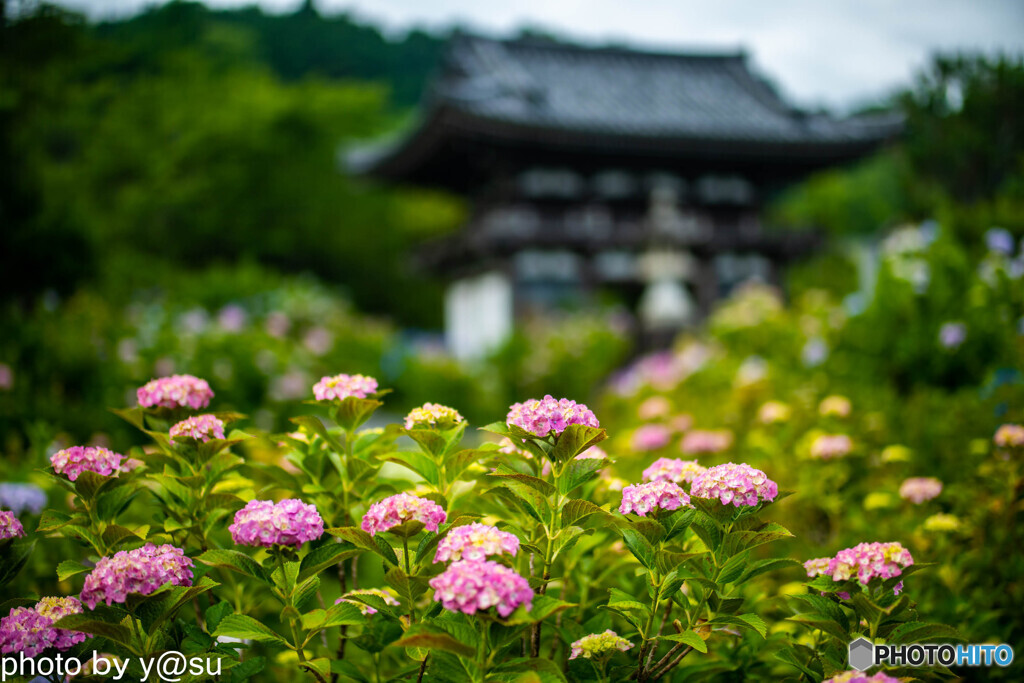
[56, 560, 91, 582]
[621, 528, 656, 570]
[197, 549, 271, 584]
[51, 614, 131, 646]
[888, 621, 963, 643]
[738, 557, 801, 583]
[489, 465, 556, 496]
[660, 630, 708, 653]
[298, 542, 361, 582]
[551, 424, 607, 463]
[557, 457, 605, 495]
[214, 614, 290, 646]
[560, 499, 609, 527]
[394, 631, 475, 658]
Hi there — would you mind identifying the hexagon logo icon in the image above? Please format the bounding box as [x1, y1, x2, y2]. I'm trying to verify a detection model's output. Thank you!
[848, 638, 875, 671]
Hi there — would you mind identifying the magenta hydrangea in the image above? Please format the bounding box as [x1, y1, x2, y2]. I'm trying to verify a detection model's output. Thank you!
[506, 395, 599, 437]
[0, 597, 87, 657]
[642, 458, 707, 484]
[137, 374, 214, 410]
[169, 414, 226, 444]
[810, 434, 853, 459]
[428, 560, 533, 617]
[361, 493, 447, 536]
[229, 499, 324, 548]
[680, 429, 733, 455]
[433, 523, 520, 563]
[824, 672, 900, 683]
[80, 544, 194, 609]
[50, 446, 124, 482]
[0, 511, 24, 540]
[631, 424, 671, 452]
[619, 480, 692, 517]
[898, 477, 942, 504]
[691, 462, 778, 507]
[312, 373, 378, 401]
[809, 542, 914, 591]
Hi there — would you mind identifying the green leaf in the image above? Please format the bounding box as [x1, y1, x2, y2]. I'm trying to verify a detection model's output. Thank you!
[383, 451, 440, 486]
[709, 613, 767, 639]
[141, 576, 220, 632]
[298, 542, 361, 582]
[326, 526, 397, 565]
[789, 593, 850, 632]
[551, 424, 607, 463]
[394, 630, 476, 659]
[716, 552, 750, 584]
[73, 470, 117, 500]
[557, 457, 605, 495]
[492, 482, 550, 523]
[621, 529, 656, 570]
[331, 396, 383, 432]
[789, 615, 851, 641]
[560, 499, 610, 527]
[489, 465, 556, 496]
[0, 539, 35, 588]
[51, 614, 131, 647]
[774, 646, 824, 681]
[300, 658, 331, 682]
[214, 614, 291, 646]
[37, 509, 75, 532]
[197, 549, 271, 584]
[443, 449, 482, 481]
[56, 560, 91, 582]
[101, 524, 144, 548]
[491, 657, 568, 682]
[96, 487, 137, 521]
[290, 415, 345, 453]
[503, 595, 576, 625]
[726, 521, 794, 554]
[659, 630, 708, 653]
[738, 557, 801, 583]
[888, 621, 963, 643]
[205, 601, 233, 633]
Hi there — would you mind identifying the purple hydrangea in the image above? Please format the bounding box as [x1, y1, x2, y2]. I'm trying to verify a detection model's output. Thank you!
[0, 511, 25, 540]
[80, 544, 194, 609]
[939, 322, 967, 349]
[361, 493, 447, 536]
[433, 523, 520, 563]
[0, 597, 87, 657]
[428, 560, 533, 617]
[680, 429, 733, 455]
[506, 395, 599, 437]
[0, 483, 47, 515]
[50, 446, 124, 482]
[898, 477, 942, 504]
[137, 374, 214, 410]
[691, 463, 778, 507]
[642, 458, 707, 485]
[169, 414, 226, 444]
[312, 374, 378, 401]
[619, 480, 692, 517]
[229, 499, 324, 548]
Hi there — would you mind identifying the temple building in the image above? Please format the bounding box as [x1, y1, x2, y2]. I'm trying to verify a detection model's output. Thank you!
[349, 33, 900, 359]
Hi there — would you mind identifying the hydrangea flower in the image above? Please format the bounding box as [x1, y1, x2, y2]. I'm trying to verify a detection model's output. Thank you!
[335, 588, 400, 616]
[619, 480, 691, 517]
[569, 630, 634, 660]
[0, 597, 87, 657]
[803, 557, 832, 578]
[819, 395, 852, 417]
[137, 374, 214, 410]
[637, 396, 671, 421]
[810, 434, 853, 459]
[994, 424, 1024, 448]
[680, 429, 733, 455]
[404, 403, 465, 430]
[824, 672, 900, 683]
[670, 414, 694, 432]
[691, 463, 778, 507]
[642, 458, 707, 484]
[0, 483, 47, 515]
[169, 414, 226, 444]
[50, 446, 124, 482]
[312, 373, 378, 401]
[939, 322, 967, 349]
[80, 544, 193, 609]
[428, 560, 533, 617]
[506, 395, 599, 437]
[0, 511, 25, 540]
[361, 493, 447, 536]
[631, 424, 671, 451]
[898, 477, 942, 504]
[757, 401, 791, 424]
[433, 523, 520, 563]
[818, 541, 914, 586]
[229, 499, 324, 548]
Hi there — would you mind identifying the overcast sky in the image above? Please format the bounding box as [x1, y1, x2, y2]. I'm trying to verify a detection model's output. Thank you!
[56, 0, 1024, 110]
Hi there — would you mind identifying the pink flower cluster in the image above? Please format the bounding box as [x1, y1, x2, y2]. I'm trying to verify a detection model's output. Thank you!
[229, 499, 324, 548]
[0, 597, 87, 657]
[810, 434, 853, 459]
[994, 423, 1024, 448]
[312, 373, 378, 401]
[169, 414, 225, 444]
[404, 403, 465, 430]
[570, 630, 634, 660]
[631, 424, 671, 451]
[680, 429, 733, 455]
[137, 374, 214, 410]
[806, 542, 914, 588]
[428, 560, 533, 617]
[619, 480, 692, 517]
[691, 463, 778, 507]
[433, 523, 520, 563]
[335, 588, 400, 616]
[0, 511, 24, 540]
[642, 458, 707, 484]
[506, 395, 599, 437]
[50, 446, 123, 482]
[80, 544, 194, 609]
[899, 477, 943, 504]
[361, 493, 447, 536]
[824, 672, 899, 683]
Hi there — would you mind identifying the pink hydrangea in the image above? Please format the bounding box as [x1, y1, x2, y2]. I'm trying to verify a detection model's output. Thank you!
[820, 541, 914, 586]
[631, 424, 671, 452]
[229, 499, 324, 548]
[506, 395, 599, 437]
[433, 523, 520, 563]
[994, 424, 1024, 448]
[335, 588, 400, 615]
[824, 672, 900, 683]
[404, 403, 465, 430]
[670, 414, 694, 432]
[810, 434, 853, 459]
[680, 429, 733, 455]
[0, 597, 87, 657]
[691, 463, 778, 507]
[361, 493, 447, 536]
[80, 544, 193, 609]
[169, 414, 225, 444]
[619, 480, 692, 517]
[898, 477, 943, 504]
[570, 630, 634, 660]
[312, 373, 378, 401]
[803, 557, 832, 578]
[642, 458, 707, 485]
[50, 446, 123, 482]
[428, 560, 533, 617]
[137, 374, 214, 410]
[637, 396, 671, 421]
[0, 511, 24, 540]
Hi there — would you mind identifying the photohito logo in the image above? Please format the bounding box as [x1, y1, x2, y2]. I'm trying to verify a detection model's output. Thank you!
[848, 637, 1014, 671]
